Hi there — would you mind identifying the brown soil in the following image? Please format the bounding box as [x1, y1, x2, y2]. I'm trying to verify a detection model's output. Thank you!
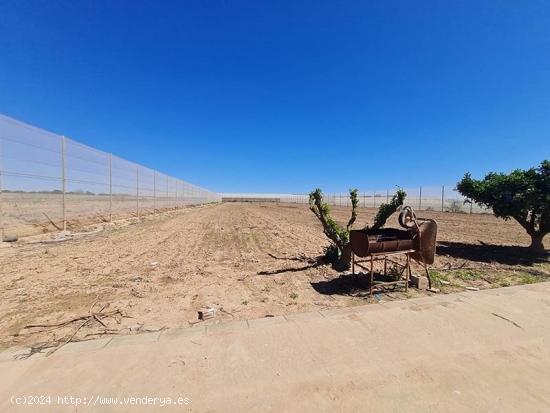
[1, 202, 548, 351]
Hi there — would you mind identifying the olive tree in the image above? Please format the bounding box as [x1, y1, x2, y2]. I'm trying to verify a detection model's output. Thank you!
[456, 160, 549, 252]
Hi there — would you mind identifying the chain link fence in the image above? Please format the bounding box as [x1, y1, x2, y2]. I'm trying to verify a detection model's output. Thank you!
[0, 114, 220, 237]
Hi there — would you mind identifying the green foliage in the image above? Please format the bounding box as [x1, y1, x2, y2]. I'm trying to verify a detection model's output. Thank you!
[367, 189, 406, 231]
[454, 269, 483, 281]
[347, 189, 359, 231]
[457, 160, 549, 250]
[309, 187, 407, 266]
[429, 270, 449, 286]
[309, 188, 352, 250]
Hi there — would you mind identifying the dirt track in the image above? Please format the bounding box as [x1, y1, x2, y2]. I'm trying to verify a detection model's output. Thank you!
[1, 202, 548, 350]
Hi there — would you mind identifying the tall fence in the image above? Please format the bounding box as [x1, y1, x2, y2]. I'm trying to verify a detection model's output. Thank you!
[222, 190, 488, 214]
[0, 114, 220, 237]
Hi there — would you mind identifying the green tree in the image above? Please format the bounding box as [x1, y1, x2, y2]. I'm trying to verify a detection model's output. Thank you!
[309, 188, 406, 269]
[456, 160, 549, 252]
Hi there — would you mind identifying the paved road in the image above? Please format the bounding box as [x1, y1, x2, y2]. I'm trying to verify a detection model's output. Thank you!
[2, 283, 550, 412]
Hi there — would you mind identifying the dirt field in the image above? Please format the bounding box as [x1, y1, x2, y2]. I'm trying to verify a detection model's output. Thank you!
[1, 202, 548, 351]
[0, 192, 207, 238]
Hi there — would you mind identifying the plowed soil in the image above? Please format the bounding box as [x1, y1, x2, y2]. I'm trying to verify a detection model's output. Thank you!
[1, 202, 548, 350]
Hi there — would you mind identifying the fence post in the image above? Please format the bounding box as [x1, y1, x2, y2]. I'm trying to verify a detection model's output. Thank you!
[136, 166, 140, 218]
[418, 186, 422, 210]
[166, 175, 168, 209]
[61, 136, 67, 232]
[470, 200, 473, 214]
[386, 189, 389, 203]
[108, 154, 112, 222]
[441, 185, 444, 212]
[373, 190, 376, 208]
[0, 137, 3, 241]
[175, 180, 178, 209]
[153, 172, 156, 214]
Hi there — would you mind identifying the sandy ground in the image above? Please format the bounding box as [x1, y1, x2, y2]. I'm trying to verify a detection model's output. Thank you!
[2, 284, 550, 412]
[0, 192, 206, 238]
[1, 202, 548, 351]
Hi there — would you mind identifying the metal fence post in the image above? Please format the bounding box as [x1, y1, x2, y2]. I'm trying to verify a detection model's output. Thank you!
[153, 172, 156, 214]
[470, 200, 473, 214]
[136, 166, 140, 218]
[386, 189, 389, 203]
[61, 136, 67, 232]
[441, 185, 444, 212]
[108, 153, 112, 222]
[418, 186, 422, 210]
[373, 191, 376, 208]
[166, 175, 168, 209]
[175, 180, 178, 209]
[0, 137, 3, 241]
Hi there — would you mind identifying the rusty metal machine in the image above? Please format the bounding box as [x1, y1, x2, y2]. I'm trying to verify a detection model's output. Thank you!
[349, 207, 437, 294]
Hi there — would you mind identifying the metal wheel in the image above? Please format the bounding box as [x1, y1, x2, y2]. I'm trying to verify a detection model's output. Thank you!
[398, 206, 417, 229]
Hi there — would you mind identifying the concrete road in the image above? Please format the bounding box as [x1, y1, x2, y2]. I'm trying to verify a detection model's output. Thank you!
[2, 283, 550, 412]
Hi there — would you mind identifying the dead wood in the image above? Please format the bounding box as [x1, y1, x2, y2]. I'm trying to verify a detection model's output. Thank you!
[42, 212, 63, 231]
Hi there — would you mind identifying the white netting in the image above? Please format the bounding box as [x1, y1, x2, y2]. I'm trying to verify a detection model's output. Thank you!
[0, 114, 220, 235]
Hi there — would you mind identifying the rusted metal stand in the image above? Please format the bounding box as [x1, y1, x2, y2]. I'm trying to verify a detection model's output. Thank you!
[352, 249, 415, 295]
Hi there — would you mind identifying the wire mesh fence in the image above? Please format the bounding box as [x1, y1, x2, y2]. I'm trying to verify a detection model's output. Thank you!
[0, 114, 220, 237]
[222, 189, 488, 214]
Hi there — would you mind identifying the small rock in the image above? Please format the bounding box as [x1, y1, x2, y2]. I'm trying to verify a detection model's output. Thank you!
[2, 234, 18, 242]
[409, 274, 429, 290]
[129, 323, 144, 332]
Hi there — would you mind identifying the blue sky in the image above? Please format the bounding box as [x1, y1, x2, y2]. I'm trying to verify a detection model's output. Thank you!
[1, 0, 549, 193]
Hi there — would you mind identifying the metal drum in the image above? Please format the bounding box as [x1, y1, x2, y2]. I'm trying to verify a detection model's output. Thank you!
[350, 228, 415, 257]
[349, 216, 437, 264]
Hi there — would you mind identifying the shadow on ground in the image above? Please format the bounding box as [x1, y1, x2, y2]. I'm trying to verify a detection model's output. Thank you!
[310, 273, 400, 297]
[436, 241, 549, 266]
[258, 254, 326, 276]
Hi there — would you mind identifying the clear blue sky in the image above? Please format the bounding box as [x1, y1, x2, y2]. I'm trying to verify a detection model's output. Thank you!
[1, 1, 549, 193]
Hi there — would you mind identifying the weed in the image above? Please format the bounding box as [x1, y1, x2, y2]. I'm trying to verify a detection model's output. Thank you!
[454, 269, 483, 281]
[289, 292, 298, 300]
[388, 265, 402, 281]
[519, 273, 540, 284]
[241, 300, 248, 305]
[498, 279, 511, 287]
[429, 270, 449, 286]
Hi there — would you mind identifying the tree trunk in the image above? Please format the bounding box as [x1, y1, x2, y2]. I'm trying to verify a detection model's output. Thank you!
[335, 244, 352, 271]
[529, 233, 546, 252]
